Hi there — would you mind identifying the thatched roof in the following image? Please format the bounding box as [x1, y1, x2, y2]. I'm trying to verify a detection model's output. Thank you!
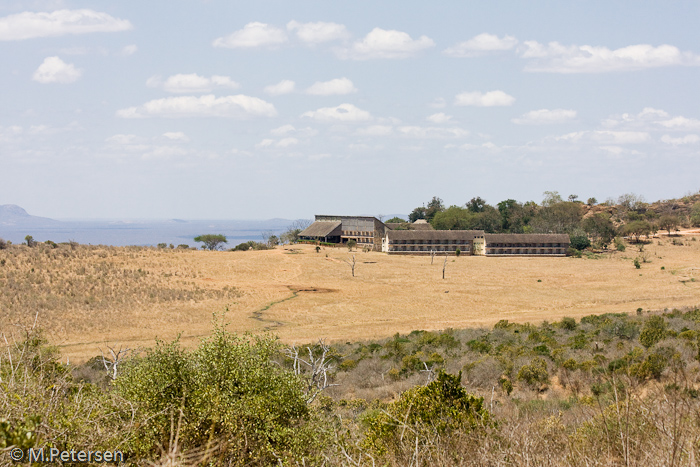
[386, 230, 484, 241]
[485, 233, 570, 244]
[299, 221, 342, 238]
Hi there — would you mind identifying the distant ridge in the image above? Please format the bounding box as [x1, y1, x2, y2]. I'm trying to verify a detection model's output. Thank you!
[0, 204, 59, 226]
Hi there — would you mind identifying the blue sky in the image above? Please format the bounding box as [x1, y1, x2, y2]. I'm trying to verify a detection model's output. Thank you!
[1, 1, 699, 219]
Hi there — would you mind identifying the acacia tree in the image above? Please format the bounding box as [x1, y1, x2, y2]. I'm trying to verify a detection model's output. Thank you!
[194, 234, 228, 250]
[658, 215, 680, 236]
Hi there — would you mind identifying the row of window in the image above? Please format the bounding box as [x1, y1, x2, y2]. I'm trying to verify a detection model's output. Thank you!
[487, 249, 565, 254]
[390, 245, 470, 252]
[343, 231, 373, 237]
[390, 240, 470, 245]
[489, 243, 564, 247]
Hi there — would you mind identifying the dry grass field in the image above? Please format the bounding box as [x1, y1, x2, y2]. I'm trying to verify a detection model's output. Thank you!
[1, 235, 699, 362]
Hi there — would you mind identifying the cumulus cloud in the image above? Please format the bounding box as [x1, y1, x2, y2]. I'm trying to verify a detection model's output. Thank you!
[270, 125, 318, 137]
[0, 9, 132, 40]
[512, 109, 577, 125]
[212, 22, 287, 49]
[658, 116, 700, 130]
[398, 126, 469, 139]
[264, 80, 295, 96]
[32, 56, 81, 83]
[120, 44, 137, 56]
[426, 113, 452, 124]
[105, 134, 136, 144]
[660, 134, 700, 145]
[557, 130, 651, 144]
[519, 41, 700, 73]
[336, 27, 434, 60]
[306, 77, 357, 96]
[444, 33, 518, 57]
[454, 90, 515, 107]
[147, 73, 240, 93]
[356, 125, 393, 136]
[301, 103, 371, 122]
[287, 20, 349, 44]
[163, 132, 189, 141]
[116, 95, 277, 119]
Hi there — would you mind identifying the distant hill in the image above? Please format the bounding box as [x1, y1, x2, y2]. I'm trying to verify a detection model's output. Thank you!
[0, 204, 59, 227]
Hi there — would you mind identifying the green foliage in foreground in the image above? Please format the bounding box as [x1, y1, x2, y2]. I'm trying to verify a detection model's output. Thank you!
[115, 321, 322, 465]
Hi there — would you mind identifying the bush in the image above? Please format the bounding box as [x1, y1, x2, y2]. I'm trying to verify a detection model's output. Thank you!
[0, 237, 6, 249]
[177, 244, 189, 249]
[116, 323, 322, 464]
[639, 315, 667, 348]
[362, 371, 490, 456]
[615, 237, 626, 251]
[233, 242, 250, 251]
[517, 357, 549, 388]
[570, 232, 591, 251]
[559, 317, 577, 331]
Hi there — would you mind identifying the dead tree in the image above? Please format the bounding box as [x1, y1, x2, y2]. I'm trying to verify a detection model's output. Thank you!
[431, 249, 435, 264]
[443, 254, 448, 279]
[343, 254, 356, 277]
[100, 344, 130, 380]
[285, 339, 339, 403]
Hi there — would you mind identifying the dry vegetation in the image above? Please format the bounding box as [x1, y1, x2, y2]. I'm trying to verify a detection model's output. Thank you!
[1, 234, 699, 363]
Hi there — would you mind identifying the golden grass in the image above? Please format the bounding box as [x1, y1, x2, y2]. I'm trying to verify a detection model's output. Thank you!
[1, 237, 699, 362]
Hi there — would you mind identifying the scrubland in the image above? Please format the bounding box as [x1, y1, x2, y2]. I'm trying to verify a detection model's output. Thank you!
[1, 236, 699, 362]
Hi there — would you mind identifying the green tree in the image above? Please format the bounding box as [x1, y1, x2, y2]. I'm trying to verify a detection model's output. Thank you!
[542, 191, 563, 207]
[623, 220, 652, 243]
[385, 216, 407, 223]
[425, 196, 445, 222]
[431, 206, 475, 230]
[25, 235, 36, 247]
[582, 213, 617, 247]
[346, 239, 357, 251]
[530, 202, 583, 234]
[466, 196, 488, 213]
[194, 234, 228, 250]
[408, 206, 426, 222]
[569, 229, 591, 251]
[658, 214, 680, 236]
[690, 202, 700, 227]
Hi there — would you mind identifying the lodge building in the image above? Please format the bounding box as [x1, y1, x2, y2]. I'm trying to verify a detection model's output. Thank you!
[299, 215, 570, 256]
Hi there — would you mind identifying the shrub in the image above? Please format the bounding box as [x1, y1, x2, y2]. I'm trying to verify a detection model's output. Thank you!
[560, 317, 577, 331]
[233, 242, 250, 251]
[455, 248, 461, 257]
[0, 237, 6, 249]
[157, 243, 167, 249]
[25, 235, 36, 247]
[615, 237, 626, 251]
[346, 239, 357, 251]
[634, 258, 641, 269]
[517, 357, 549, 387]
[177, 244, 189, 249]
[116, 324, 321, 464]
[362, 371, 490, 456]
[629, 351, 669, 380]
[639, 315, 667, 348]
[570, 231, 591, 251]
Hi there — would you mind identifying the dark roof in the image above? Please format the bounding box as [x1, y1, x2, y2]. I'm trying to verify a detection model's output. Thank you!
[299, 221, 342, 238]
[485, 233, 570, 244]
[385, 222, 435, 231]
[315, 215, 380, 221]
[386, 230, 484, 241]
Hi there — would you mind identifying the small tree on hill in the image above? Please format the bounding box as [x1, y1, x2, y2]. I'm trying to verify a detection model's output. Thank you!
[194, 234, 227, 251]
[658, 215, 680, 236]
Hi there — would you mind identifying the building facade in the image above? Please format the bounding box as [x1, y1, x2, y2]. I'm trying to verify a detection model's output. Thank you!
[300, 215, 570, 256]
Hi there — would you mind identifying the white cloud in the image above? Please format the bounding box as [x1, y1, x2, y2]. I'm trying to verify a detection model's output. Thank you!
[0, 9, 132, 40]
[306, 77, 357, 96]
[444, 33, 518, 57]
[32, 56, 81, 83]
[398, 126, 469, 139]
[336, 27, 435, 60]
[255, 139, 274, 148]
[661, 134, 700, 145]
[454, 90, 515, 107]
[121, 44, 137, 56]
[212, 22, 287, 49]
[520, 41, 700, 73]
[276, 137, 299, 148]
[426, 113, 452, 124]
[264, 79, 295, 96]
[301, 103, 371, 122]
[142, 146, 188, 160]
[512, 109, 577, 125]
[658, 116, 700, 130]
[287, 20, 349, 44]
[116, 94, 277, 119]
[147, 73, 240, 93]
[105, 134, 136, 144]
[163, 132, 189, 142]
[270, 125, 317, 137]
[429, 97, 446, 109]
[356, 125, 393, 136]
[557, 130, 651, 144]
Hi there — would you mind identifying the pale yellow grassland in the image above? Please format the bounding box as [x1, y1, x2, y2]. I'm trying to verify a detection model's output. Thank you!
[1, 236, 699, 362]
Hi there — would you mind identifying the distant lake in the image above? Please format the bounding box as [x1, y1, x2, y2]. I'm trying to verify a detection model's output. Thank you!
[0, 218, 300, 248]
